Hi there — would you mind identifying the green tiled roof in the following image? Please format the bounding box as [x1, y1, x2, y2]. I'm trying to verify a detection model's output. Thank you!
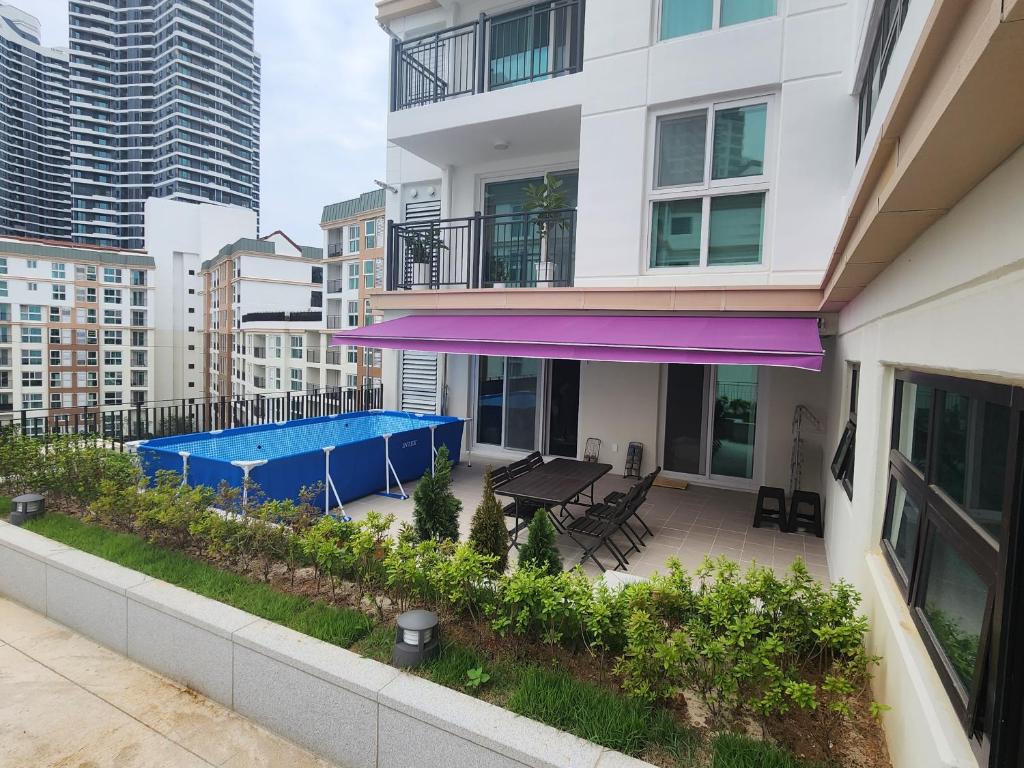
[321, 189, 386, 225]
[0, 239, 154, 267]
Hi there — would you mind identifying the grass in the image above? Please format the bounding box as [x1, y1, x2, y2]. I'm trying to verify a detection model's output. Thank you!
[0, 496, 9, 519]
[21, 512, 822, 768]
[23, 513, 372, 648]
[507, 666, 698, 762]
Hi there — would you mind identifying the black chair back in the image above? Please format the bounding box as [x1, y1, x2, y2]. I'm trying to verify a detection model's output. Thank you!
[490, 466, 511, 488]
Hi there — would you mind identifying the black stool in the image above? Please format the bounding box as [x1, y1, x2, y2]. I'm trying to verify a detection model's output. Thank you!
[788, 490, 824, 538]
[753, 486, 788, 531]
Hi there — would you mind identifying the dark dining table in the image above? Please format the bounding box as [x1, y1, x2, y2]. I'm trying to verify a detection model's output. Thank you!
[495, 458, 613, 533]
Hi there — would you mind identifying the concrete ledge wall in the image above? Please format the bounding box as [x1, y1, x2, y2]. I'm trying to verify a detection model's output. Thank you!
[0, 521, 653, 768]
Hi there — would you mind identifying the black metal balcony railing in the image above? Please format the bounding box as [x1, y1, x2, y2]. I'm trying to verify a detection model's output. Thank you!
[387, 209, 576, 290]
[390, 0, 585, 111]
[327, 242, 344, 257]
[0, 387, 385, 446]
[326, 278, 345, 293]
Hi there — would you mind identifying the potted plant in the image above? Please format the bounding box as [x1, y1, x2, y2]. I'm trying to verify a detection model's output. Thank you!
[405, 229, 447, 290]
[523, 173, 570, 286]
[490, 259, 507, 289]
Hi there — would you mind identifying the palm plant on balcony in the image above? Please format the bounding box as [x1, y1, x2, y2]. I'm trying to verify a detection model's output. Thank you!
[404, 227, 448, 289]
[523, 173, 570, 286]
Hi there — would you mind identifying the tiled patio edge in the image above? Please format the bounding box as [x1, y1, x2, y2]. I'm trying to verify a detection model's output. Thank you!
[0, 521, 656, 768]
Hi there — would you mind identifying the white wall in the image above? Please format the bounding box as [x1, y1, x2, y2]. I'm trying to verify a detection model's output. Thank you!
[144, 198, 256, 403]
[820, 145, 1024, 768]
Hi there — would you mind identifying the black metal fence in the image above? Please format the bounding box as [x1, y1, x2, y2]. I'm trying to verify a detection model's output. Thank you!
[390, 0, 585, 111]
[0, 387, 384, 451]
[387, 209, 577, 290]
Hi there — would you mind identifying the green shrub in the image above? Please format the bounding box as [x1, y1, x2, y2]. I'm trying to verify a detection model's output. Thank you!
[468, 470, 509, 573]
[517, 509, 562, 576]
[412, 445, 461, 542]
[428, 541, 496, 620]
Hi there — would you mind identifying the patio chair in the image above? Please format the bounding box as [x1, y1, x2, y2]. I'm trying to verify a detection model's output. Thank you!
[490, 464, 541, 550]
[508, 451, 542, 479]
[567, 484, 643, 572]
[601, 467, 659, 542]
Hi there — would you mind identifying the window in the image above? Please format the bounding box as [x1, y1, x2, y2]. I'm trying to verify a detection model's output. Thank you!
[290, 336, 303, 359]
[650, 99, 769, 269]
[76, 264, 97, 282]
[52, 263, 66, 279]
[0, 280, 5, 298]
[52, 284, 67, 301]
[290, 368, 303, 391]
[104, 392, 123, 406]
[104, 309, 122, 325]
[660, 0, 775, 40]
[103, 267, 122, 283]
[348, 225, 360, 253]
[347, 300, 359, 327]
[348, 262, 359, 290]
[831, 364, 859, 498]
[347, 346, 358, 364]
[104, 288, 122, 304]
[476, 356, 542, 451]
[131, 371, 147, 387]
[104, 350, 122, 366]
[363, 299, 373, 326]
[346, 374, 357, 388]
[26, 259, 38, 269]
[22, 393, 42, 410]
[880, 371, 1021, 752]
[104, 330, 122, 345]
[0, 257, 6, 274]
[130, 269, 146, 286]
[21, 327, 42, 344]
[857, 0, 911, 157]
[20, 305, 42, 321]
[365, 219, 377, 249]
[104, 370, 123, 387]
[22, 371, 43, 387]
[363, 259, 375, 288]
[27, 282, 38, 291]
[21, 349, 42, 366]
[131, 330, 146, 347]
[77, 287, 96, 303]
[130, 310, 146, 326]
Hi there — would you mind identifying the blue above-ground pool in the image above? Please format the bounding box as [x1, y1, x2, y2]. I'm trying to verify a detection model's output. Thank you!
[136, 410, 465, 508]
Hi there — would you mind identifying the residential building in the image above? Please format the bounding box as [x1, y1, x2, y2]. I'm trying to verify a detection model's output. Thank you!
[348, 1, 1024, 767]
[0, 4, 71, 241]
[321, 190, 385, 389]
[0, 236, 156, 418]
[200, 232, 324, 400]
[69, 0, 261, 249]
[144, 197, 257, 403]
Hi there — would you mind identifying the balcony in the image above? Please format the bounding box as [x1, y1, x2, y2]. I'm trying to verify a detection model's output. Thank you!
[386, 209, 576, 290]
[390, 0, 585, 112]
[252, 346, 266, 359]
[328, 242, 344, 257]
[306, 349, 321, 363]
[325, 350, 343, 366]
[327, 278, 345, 293]
[253, 376, 266, 389]
[327, 315, 344, 329]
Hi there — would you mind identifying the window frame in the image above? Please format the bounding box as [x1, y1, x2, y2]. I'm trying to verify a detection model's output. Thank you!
[880, 369, 1022, 758]
[657, 0, 778, 42]
[831, 363, 859, 498]
[646, 94, 775, 273]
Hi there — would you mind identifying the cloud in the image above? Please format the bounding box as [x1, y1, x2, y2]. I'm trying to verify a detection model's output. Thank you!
[13, 0, 389, 249]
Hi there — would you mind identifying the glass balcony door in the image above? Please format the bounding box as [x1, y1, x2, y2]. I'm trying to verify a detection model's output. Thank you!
[483, 171, 578, 287]
[661, 364, 760, 485]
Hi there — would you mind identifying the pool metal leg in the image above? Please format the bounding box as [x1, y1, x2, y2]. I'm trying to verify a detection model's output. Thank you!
[178, 451, 190, 487]
[322, 446, 350, 521]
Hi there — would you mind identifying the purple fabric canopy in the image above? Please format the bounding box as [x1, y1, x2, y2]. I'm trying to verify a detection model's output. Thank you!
[331, 314, 824, 371]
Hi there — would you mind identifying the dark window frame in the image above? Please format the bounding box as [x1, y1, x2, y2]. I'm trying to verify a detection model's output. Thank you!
[880, 369, 1023, 765]
[831, 364, 859, 498]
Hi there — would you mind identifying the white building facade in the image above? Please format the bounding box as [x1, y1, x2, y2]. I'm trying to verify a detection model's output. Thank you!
[363, 1, 1024, 766]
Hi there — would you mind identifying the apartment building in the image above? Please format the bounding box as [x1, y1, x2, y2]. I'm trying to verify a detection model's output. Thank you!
[68, 0, 261, 249]
[200, 232, 326, 400]
[341, 1, 1024, 766]
[0, 236, 156, 418]
[0, 4, 71, 241]
[321, 190, 385, 389]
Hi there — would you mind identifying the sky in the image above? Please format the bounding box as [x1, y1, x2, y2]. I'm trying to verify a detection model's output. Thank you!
[16, 0, 389, 247]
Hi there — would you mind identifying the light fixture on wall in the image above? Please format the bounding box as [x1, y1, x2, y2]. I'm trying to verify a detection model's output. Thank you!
[493, 139, 509, 151]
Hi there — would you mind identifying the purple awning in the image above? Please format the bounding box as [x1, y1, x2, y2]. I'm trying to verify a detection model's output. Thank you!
[332, 314, 824, 371]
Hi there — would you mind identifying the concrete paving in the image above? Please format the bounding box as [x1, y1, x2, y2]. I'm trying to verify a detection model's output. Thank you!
[0, 596, 336, 768]
[342, 460, 830, 582]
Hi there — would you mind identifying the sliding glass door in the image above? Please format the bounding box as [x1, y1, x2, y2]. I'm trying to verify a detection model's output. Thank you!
[662, 364, 760, 484]
[475, 356, 580, 455]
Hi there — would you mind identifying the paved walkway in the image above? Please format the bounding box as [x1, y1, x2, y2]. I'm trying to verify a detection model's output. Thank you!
[0, 597, 334, 768]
